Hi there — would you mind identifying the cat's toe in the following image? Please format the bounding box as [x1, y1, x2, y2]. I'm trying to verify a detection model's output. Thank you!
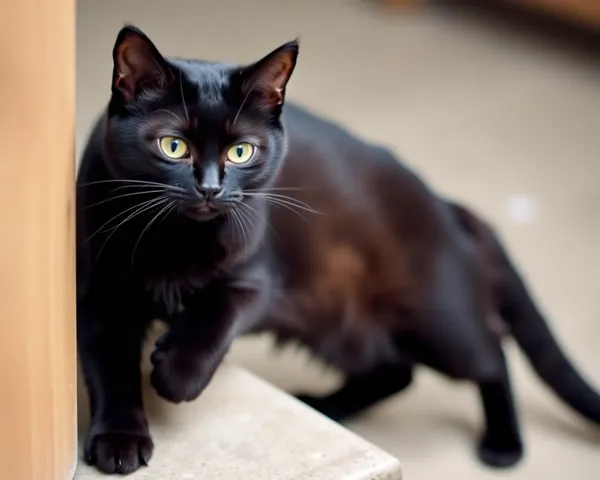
[477, 435, 524, 468]
[84, 431, 153, 475]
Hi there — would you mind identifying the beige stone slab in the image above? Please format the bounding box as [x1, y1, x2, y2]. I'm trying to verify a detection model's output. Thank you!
[76, 364, 402, 480]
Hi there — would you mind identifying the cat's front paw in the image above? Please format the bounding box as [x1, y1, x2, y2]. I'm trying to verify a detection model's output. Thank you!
[84, 431, 153, 475]
[150, 345, 208, 403]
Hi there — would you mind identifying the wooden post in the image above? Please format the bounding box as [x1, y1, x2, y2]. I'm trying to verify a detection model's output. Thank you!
[0, 0, 77, 479]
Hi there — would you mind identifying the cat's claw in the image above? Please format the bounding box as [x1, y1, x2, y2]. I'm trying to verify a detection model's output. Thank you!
[84, 431, 153, 475]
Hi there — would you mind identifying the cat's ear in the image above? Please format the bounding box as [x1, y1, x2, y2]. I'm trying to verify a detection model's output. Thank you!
[111, 26, 173, 102]
[241, 40, 299, 108]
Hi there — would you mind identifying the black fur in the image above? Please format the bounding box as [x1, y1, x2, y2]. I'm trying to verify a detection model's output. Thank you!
[77, 26, 600, 475]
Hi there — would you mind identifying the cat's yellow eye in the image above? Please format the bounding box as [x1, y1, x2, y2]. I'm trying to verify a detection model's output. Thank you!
[159, 136, 190, 160]
[226, 143, 255, 164]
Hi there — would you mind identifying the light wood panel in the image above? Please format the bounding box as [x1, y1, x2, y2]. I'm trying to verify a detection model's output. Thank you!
[0, 0, 77, 479]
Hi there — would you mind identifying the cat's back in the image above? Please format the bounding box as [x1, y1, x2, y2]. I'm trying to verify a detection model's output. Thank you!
[279, 103, 444, 241]
[283, 104, 387, 174]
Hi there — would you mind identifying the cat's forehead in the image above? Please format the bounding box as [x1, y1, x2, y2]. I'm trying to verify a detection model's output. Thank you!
[168, 58, 234, 108]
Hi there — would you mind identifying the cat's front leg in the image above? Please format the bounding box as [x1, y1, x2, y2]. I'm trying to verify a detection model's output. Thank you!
[78, 293, 153, 475]
[150, 274, 267, 404]
[149, 297, 234, 404]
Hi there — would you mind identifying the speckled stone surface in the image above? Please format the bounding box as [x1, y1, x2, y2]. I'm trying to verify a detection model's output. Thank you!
[75, 363, 402, 480]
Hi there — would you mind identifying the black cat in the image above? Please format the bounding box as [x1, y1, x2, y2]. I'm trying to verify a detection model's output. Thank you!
[77, 25, 600, 475]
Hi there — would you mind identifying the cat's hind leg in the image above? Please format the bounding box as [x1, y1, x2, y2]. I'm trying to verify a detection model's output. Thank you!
[295, 363, 413, 422]
[416, 246, 523, 468]
[477, 367, 523, 468]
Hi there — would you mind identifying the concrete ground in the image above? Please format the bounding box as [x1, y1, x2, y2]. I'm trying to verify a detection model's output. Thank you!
[77, 0, 600, 478]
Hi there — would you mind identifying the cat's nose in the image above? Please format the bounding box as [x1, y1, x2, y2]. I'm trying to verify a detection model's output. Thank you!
[194, 162, 222, 200]
[196, 184, 223, 200]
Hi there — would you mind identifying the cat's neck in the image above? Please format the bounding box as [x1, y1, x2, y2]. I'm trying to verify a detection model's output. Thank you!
[112, 196, 270, 280]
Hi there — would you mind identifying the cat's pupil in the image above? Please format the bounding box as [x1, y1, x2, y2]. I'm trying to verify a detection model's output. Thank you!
[170, 140, 179, 153]
[236, 145, 243, 157]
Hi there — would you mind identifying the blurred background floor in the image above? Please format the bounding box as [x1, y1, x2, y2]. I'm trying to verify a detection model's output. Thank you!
[77, 0, 600, 478]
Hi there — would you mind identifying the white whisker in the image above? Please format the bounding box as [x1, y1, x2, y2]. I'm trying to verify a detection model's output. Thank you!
[232, 84, 255, 126]
[245, 187, 305, 192]
[85, 196, 166, 243]
[84, 189, 169, 210]
[79, 179, 179, 189]
[243, 192, 322, 215]
[153, 108, 184, 122]
[130, 201, 174, 265]
[94, 197, 170, 261]
[236, 204, 255, 235]
[228, 209, 240, 244]
[231, 208, 247, 248]
[179, 70, 190, 122]
[110, 183, 185, 193]
[238, 201, 278, 239]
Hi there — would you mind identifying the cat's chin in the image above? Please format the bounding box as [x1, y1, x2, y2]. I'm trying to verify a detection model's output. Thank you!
[182, 206, 224, 222]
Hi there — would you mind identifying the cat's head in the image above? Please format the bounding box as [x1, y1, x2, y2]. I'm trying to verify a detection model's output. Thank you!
[104, 25, 298, 221]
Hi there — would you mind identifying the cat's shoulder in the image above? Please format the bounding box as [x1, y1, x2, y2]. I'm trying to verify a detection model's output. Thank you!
[282, 103, 400, 168]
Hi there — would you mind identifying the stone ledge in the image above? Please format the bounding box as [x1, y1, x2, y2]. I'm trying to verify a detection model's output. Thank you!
[76, 364, 402, 480]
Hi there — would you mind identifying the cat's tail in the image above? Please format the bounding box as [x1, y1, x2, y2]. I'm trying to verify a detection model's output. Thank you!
[449, 201, 600, 425]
